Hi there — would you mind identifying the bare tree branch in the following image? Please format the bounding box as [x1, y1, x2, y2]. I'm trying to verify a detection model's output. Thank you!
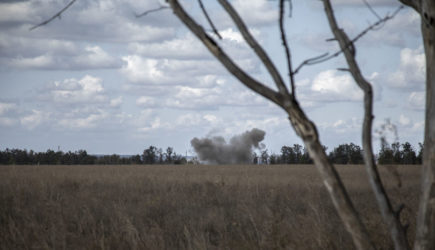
[362, 0, 382, 20]
[135, 6, 170, 18]
[29, 0, 77, 31]
[293, 5, 403, 75]
[322, 1, 410, 249]
[166, 0, 283, 107]
[197, 0, 222, 39]
[413, 0, 435, 248]
[398, 0, 421, 12]
[293, 52, 329, 75]
[279, 0, 296, 97]
[217, 0, 290, 96]
[168, 1, 376, 249]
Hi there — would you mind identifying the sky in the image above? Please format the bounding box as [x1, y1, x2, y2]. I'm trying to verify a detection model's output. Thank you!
[0, 0, 425, 155]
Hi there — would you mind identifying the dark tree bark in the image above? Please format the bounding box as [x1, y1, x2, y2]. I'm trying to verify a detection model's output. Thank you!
[398, 1, 435, 249]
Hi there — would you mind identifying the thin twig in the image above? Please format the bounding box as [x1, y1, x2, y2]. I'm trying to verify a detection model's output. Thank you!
[293, 5, 403, 75]
[293, 52, 329, 75]
[197, 0, 222, 39]
[279, 0, 295, 97]
[362, 0, 381, 20]
[135, 6, 170, 18]
[29, 0, 77, 30]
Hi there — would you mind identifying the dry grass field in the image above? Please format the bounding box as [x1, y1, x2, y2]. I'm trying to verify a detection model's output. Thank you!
[0, 164, 421, 249]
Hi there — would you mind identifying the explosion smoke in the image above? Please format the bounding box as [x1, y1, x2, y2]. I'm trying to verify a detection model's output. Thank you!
[190, 128, 266, 164]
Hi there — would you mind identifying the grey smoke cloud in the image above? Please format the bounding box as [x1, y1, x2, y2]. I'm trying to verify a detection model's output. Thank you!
[191, 128, 266, 164]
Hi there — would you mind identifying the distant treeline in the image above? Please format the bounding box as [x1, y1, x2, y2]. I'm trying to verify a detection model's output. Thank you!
[255, 141, 423, 165]
[0, 142, 423, 165]
[0, 146, 187, 165]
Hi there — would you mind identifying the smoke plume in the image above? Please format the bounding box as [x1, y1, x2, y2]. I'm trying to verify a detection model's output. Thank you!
[190, 128, 266, 164]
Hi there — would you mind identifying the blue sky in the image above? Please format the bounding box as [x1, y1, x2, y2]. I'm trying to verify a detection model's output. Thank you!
[0, 0, 425, 155]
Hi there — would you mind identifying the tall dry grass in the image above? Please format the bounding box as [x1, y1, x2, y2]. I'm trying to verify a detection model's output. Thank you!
[0, 164, 420, 249]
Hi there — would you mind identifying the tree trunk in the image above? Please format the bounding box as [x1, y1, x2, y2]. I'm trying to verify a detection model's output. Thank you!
[415, 1, 435, 249]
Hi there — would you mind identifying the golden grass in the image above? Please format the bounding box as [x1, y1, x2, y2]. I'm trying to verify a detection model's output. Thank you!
[0, 164, 421, 249]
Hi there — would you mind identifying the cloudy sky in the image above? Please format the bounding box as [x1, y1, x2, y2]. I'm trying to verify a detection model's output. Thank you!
[0, 0, 425, 155]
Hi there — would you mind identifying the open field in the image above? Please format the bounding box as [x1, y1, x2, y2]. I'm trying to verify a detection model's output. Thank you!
[0, 164, 421, 249]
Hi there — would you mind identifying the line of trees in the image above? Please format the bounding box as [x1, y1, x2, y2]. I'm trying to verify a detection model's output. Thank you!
[0, 141, 423, 165]
[0, 146, 187, 165]
[255, 141, 423, 165]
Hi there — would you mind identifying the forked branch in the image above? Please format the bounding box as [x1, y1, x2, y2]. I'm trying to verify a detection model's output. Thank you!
[197, 0, 222, 39]
[293, 5, 403, 74]
[322, 0, 410, 249]
[217, 0, 290, 96]
[168, 1, 375, 249]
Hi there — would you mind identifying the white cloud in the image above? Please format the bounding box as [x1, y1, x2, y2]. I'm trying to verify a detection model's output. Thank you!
[0, 1, 36, 23]
[408, 91, 425, 110]
[58, 112, 108, 129]
[20, 109, 47, 130]
[310, 70, 363, 102]
[138, 117, 170, 132]
[128, 33, 208, 59]
[231, 0, 278, 26]
[399, 114, 411, 127]
[0, 102, 17, 115]
[136, 96, 157, 107]
[12, 0, 177, 43]
[46, 75, 107, 104]
[72, 46, 120, 69]
[0, 117, 17, 127]
[5, 45, 121, 70]
[121, 55, 235, 85]
[110, 96, 123, 108]
[331, 0, 397, 6]
[388, 47, 425, 89]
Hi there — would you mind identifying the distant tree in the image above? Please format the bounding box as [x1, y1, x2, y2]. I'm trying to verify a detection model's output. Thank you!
[378, 139, 394, 164]
[252, 152, 258, 165]
[417, 143, 424, 164]
[291, 144, 301, 163]
[280, 146, 295, 164]
[156, 148, 164, 164]
[401, 142, 417, 164]
[269, 153, 279, 165]
[260, 149, 269, 164]
[391, 142, 402, 164]
[130, 154, 142, 164]
[142, 146, 158, 164]
[329, 143, 364, 164]
[165, 147, 174, 163]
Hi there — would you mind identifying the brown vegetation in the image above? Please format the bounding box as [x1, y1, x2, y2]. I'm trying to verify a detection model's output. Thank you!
[0, 164, 420, 249]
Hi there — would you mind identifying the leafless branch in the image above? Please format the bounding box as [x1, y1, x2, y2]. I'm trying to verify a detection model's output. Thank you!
[135, 6, 170, 18]
[362, 0, 381, 20]
[168, 1, 376, 249]
[29, 0, 77, 31]
[293, 52, 329, 75]
[217, 0, 289, 96]
[166, 0, 283, 106]
[279, 0, 296, 97]
[197, 0, 222, 39]
[293, 5, 403, 74]
[398, 0, 421, 12]
[322, 1, 410, 249]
